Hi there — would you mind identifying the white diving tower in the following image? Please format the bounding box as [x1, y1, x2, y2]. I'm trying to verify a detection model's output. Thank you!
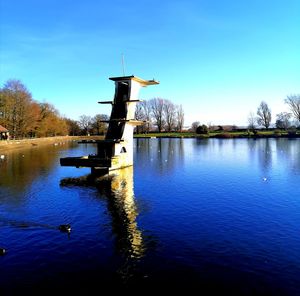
[60, 75, 159, 175]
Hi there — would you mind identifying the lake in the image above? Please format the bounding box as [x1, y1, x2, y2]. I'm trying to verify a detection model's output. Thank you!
[0, 138, 300, 295]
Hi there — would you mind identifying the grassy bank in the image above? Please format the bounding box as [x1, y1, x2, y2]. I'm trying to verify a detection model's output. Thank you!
[134, 130, 300, 139]
[0, 136, 104, 153]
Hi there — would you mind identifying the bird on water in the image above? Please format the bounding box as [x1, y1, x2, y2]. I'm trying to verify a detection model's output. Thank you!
[58, 224, 71, 233]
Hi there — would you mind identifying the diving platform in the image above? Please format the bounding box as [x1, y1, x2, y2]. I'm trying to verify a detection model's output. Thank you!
[60, 75, 159, 174]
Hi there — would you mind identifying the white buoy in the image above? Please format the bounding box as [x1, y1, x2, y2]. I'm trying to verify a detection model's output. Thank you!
[0, 155, 5, 160]
[263, 177, 267, 182]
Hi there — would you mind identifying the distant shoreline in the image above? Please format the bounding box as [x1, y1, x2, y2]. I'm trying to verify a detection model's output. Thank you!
[0, 136, 104, 153]
[134, 131, 300, 139]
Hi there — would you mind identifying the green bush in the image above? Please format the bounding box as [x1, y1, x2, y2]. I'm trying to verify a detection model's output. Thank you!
[196, 125, 209, 134]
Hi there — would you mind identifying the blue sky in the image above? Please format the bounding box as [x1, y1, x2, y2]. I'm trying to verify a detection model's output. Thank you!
[1, 0, 299, 126]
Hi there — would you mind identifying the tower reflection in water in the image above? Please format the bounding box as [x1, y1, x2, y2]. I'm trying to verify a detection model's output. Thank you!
[102, 166, 146, 283]
[61, 166, 146, 283]
[101, 166, 145, 260]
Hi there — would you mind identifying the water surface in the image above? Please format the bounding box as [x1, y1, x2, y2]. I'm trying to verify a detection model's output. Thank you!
[0, 138, 300, 294]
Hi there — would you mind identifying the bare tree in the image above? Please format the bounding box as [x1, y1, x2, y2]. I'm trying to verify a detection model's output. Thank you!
[134, 102, 146, 134]
[135, 102, 145, 121]
[164, 100, 176, 132]
[176, 104, 184, 132]
[285, 94, 300, 124]
[135, 100, 155, 133]
[248, 112, 256, 131]
[91, 114, 108, 135]
[257, 101, 272, 129]
[78, 115, 92, 135]
[276, 112, 291, 130]
[150, 98, 165, 132]
[141, 100, 152, 133]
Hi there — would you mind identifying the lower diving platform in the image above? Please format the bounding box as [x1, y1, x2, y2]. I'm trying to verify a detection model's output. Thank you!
[60, 156, 112, 168]
[60, 139, 132, 173]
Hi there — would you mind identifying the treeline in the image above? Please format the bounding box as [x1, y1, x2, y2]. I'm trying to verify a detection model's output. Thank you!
[248, 96, 300, 130]
[0, 79, 68, 138]
[0, 80, 185, 139]
[190, 95, 300, 133]
[75, 114, 108, 136]
[135, 98, 184, 133]
[0, 79, 107, 139]
[74, 98, 184, 135]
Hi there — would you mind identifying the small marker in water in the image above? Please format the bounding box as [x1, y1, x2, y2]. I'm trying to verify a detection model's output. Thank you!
[0, 247, 6, 255]
[263, 177, 267, 181]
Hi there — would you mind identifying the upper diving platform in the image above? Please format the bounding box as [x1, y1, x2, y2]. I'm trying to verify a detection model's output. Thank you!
[109, 75, 159, 86]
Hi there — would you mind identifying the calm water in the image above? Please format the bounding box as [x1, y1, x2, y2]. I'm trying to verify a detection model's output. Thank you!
[0, 138, 300, 295]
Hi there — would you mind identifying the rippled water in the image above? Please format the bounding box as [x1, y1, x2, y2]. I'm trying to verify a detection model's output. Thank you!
[0, 138, 300, 295]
